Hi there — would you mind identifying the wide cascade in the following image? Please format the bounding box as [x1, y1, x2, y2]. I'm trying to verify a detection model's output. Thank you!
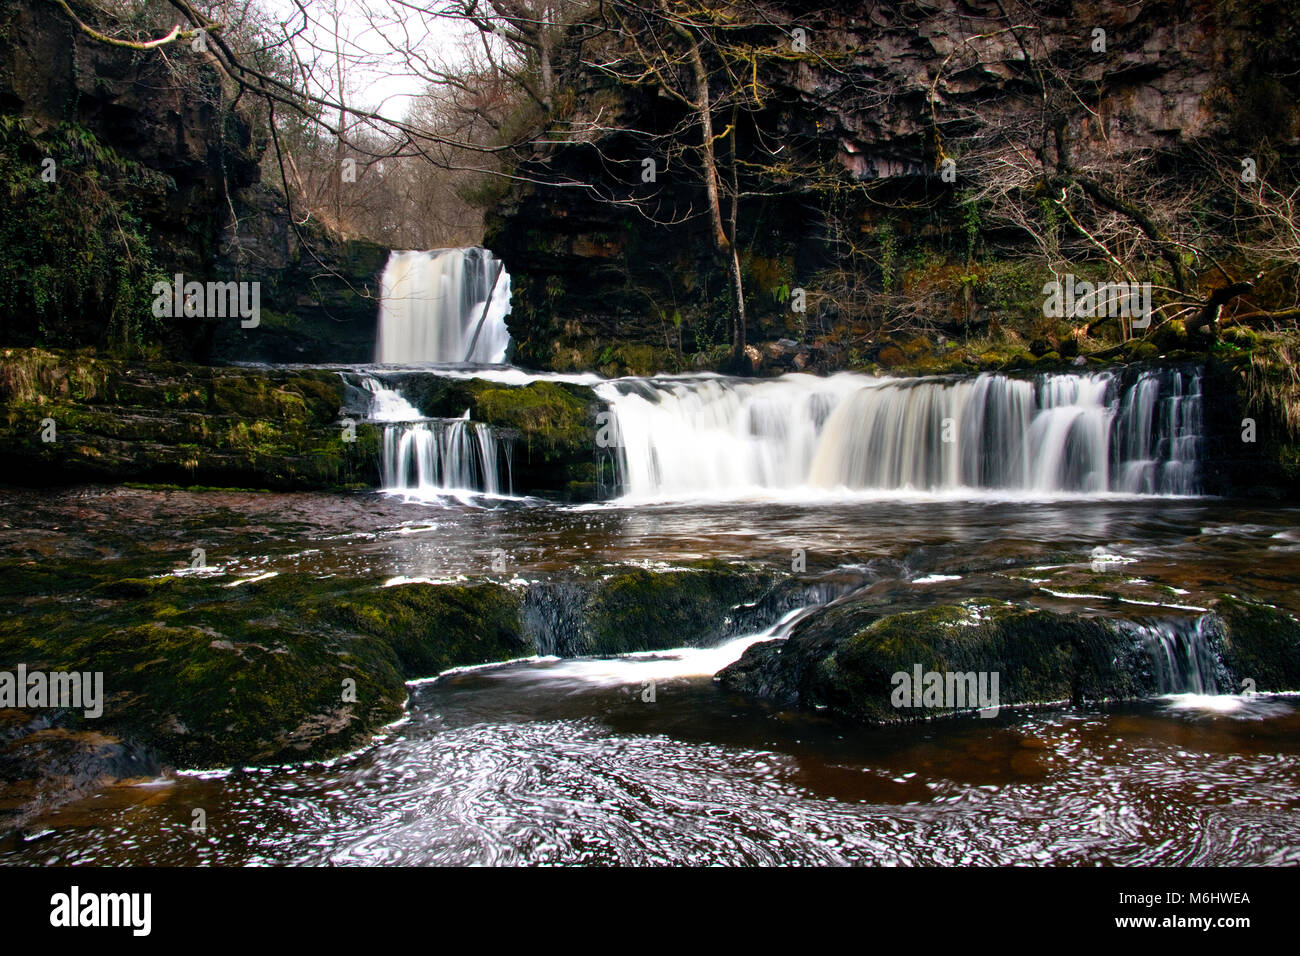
[375, 247, 512, 364]
[596, 369, 1202, 499]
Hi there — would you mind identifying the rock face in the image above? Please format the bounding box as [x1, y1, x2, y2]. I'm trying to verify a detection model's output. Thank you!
[0, 0, 382, 363]
[717, 592, 1300, 724]
[485, 0, 1297, 374]
[203, 189, 389, 366]
[0, 348, 380, 490]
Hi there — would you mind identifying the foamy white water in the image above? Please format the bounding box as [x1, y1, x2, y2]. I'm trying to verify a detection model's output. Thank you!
[476, 606, 810, 688]
[596, 369, 1201, 500]
[360, 376, 423, 422]
[376, 248, 512, 364]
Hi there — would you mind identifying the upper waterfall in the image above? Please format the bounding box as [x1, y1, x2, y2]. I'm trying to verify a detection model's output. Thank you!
[375, 247, 512, 364]
[595, 369, 1202, 501]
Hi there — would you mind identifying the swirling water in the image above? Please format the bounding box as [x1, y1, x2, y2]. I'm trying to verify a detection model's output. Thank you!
[5, 666, 1298, 866]
[3, 488, 1299, 866]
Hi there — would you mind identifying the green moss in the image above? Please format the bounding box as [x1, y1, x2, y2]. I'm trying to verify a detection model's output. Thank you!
[0, 119, 165, 356]
[471, 381, 590, 456]
[330, 582, 529, 677]
[976, 347, 1035, 371]
[613, 343, 673, 376]
[209, 372, 341, 426]
[1216, 596, 1300, 691]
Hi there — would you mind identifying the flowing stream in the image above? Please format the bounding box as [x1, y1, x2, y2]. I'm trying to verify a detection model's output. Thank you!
[2, 488, 1300, 866]
[3, 250, 1297, 867]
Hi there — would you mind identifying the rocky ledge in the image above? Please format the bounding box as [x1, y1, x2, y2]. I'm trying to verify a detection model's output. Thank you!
[0, 557, 773, 830]
[718, 593, 1300, 723]
[0, 349, 610, 497]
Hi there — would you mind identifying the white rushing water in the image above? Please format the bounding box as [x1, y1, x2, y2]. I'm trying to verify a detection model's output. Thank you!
[474, 606, 812, 689]
[359, 376, 422, 422]
[596, 369, 1202, 501]
[381, 415, 512, 497]
[357, 377, 513, 497]
[375, 248, 512, 364]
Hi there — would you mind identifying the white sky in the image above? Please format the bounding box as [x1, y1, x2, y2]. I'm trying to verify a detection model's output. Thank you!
[261, 0, 479, 117]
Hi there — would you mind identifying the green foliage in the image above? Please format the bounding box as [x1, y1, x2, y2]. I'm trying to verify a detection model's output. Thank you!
[978, 260, 1044, 317]
[0, 117, 166, 356]
[959, 194, 981, 262]
[877, 220, 898, 292]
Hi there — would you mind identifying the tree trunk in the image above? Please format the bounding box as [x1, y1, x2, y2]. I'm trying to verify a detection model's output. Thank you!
[1189, 280, 1256, 334]
[682, 37, 746, 365]
[538, 7, 555, 110]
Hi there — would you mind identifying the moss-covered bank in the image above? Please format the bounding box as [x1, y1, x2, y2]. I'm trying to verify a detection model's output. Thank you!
[0, 555, 778, 828]
[0, 348, 379, 490]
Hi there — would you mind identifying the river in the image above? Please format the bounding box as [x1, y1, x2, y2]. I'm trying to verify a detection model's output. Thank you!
[2, 487, 1298, 865]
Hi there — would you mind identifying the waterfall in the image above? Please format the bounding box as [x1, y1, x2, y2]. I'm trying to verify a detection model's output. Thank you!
[375, 248, 512, 364]
[355, 376, 513, 496]
[1139, 617, 1227, 696]
[382, 415, 513, 496]
[595, 369, 1202, 499]
[357, 375, 422, 422]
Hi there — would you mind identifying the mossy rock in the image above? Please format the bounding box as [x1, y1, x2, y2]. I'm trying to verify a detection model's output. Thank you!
[0, 569, 538, 770]
[1125, 341, 1160, 361]
[1220, 325, 1261, 351]
[209, 371, 341, 426]
[0, 558, 784, 774]
[0, 350, 377, 490]
[582, 563, 772, 655]
[470, 381, 590, 455]
[1150, 319, 1189, 353]
[1216, 596, 1300, 692]
[1033, 350, 1063, 368]
[525, 561, 776, 657]
[0, 572, 408, 768]
[720, 599, 1162, 723]
[976, 348, 1035, 371]
[812, 604, 1080, 722]
[330, 582, 530, 677]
